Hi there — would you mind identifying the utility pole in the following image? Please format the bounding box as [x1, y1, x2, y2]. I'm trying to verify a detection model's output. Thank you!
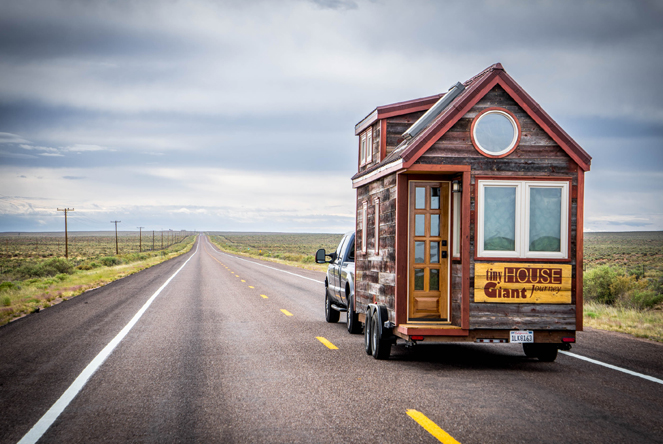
[111, 220, 121, 254]
[57, 208, 74, 259]
[161, 230, 163, 249]
[152, 230, 155, 251]
[137, 227, 144, 252]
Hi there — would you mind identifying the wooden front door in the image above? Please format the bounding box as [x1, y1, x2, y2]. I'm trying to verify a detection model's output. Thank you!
[408, 181, 450, 322]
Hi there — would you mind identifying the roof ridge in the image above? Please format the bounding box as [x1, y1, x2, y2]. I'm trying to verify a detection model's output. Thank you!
[463, 62, 503, 87]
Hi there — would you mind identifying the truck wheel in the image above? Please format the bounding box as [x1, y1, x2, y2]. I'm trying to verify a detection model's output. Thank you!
[371, 312, 391, 360]
[364, 312, 372, 355]
[346, 296, 361, 334]
[523, 344, 558, 362]
[325, 293, 340, 323]
[536, 345, 558, 362]
[522, 343, 537, 358]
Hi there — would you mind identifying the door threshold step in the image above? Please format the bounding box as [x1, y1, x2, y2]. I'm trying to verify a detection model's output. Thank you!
[397, 324, 469, 336]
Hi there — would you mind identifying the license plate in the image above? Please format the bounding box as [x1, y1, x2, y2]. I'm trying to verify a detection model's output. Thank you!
[510, 330, 534, 343]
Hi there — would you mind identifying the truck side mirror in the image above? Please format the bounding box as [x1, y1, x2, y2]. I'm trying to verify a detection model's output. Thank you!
[315, 249, 336, 264]
[315, 249, 327, 264]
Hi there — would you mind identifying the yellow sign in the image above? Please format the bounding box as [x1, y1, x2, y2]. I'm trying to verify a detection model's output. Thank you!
[474, 263, 572, 304]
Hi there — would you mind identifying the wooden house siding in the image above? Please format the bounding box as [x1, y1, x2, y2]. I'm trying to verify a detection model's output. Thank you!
[415, 84, 579, 330]
[385, 111, 426, 156]
[355, 173, 397, 321]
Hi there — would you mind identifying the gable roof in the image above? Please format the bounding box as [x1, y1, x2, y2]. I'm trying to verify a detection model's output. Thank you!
[352, 63, 591, 184]
[354, 92, 445, 135]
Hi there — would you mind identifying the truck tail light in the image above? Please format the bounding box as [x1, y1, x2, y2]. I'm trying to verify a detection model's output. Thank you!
[562, 337, 575, 343]
[411, 335, 424, 341]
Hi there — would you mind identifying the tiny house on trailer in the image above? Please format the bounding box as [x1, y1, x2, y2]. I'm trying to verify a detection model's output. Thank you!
[352, 63, 591, 361]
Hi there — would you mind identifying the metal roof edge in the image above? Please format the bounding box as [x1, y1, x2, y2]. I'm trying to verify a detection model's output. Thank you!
[401, 82, 465, 141]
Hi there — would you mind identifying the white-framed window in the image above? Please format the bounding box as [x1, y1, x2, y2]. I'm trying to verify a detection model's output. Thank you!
[360, 133, 367, 165]
[366, 128, 373, 163]
[373, 197, 380, 254]
[452, 192, 461, 258]
[477, 180, 569, 259]
[361, 200, 368, 254]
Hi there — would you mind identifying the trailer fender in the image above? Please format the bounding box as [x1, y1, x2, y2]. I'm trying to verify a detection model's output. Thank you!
[367, 304, 392, 340]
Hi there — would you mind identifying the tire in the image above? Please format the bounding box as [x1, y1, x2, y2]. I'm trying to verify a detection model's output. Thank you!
[371, 312, 391, 360]
[325, 291, 340, 323]
[364, 311, 372, 355]
[522, 343, 537, 358]
[346, 293, 361, 334]
[536, 345, 558, 362]
[523, 343, 558, 362]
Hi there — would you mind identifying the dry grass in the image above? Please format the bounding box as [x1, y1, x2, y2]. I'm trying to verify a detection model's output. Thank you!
[0, 236, 195, 326]
[207, 232, 341, 273]
[584, 301, 663, 343]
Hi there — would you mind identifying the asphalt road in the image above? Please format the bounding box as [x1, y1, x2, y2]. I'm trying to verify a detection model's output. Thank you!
[1, 235, 661, 443]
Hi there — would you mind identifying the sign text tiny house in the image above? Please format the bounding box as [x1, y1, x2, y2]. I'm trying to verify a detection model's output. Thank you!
[474, 263, 572, 304]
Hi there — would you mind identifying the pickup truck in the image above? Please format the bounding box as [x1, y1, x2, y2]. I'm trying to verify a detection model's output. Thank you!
[315, 231, 362, 334]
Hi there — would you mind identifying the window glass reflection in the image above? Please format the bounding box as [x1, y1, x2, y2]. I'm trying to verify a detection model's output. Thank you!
[414, 269, 424, 290]
[430, 242, 439, 263]
[415, 241, 425, 263]
[529, 187, 562, 252]
[430, 269, 439, 291]
[484, 186, 516, 251]
[415, 214, 425, 236]
[415, 187, 426, 209]
[431, 187, 440, 209]
[431, 214, 440, 236]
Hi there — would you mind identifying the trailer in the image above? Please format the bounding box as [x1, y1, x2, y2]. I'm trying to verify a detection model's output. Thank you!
[350, 63, 591, 361]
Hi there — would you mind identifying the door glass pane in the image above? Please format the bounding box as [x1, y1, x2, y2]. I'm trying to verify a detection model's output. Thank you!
[430, 242, 439, 263]
[414, 269, 424, 290]
[529, 187, 562, 252]
[431, 214, 440, 236]
[430, 269, 439, 291]
[415, 214, 425, 236]
[484, 186, 516, 251]
[415, 187, 426, 209]
[431, 187, 440, 209]
[415, 241, 425, 263]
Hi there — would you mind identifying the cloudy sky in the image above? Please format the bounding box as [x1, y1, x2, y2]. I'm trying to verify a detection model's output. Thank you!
[0, 0, 662, 233]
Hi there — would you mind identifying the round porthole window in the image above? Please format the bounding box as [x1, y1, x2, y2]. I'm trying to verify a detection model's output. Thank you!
[471, 108, 520, 157]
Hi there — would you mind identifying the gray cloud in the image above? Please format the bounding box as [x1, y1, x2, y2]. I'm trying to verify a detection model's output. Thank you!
[0, 0, 661, 232]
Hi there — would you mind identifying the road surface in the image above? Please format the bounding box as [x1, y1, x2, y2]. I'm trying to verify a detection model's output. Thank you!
[0, 235, 661, 443]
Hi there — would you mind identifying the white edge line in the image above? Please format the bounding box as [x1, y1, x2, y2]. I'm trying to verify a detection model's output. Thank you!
[560, 351, 663, 385]
[205, 237, 323, 284]
[18, 239, 200, 444]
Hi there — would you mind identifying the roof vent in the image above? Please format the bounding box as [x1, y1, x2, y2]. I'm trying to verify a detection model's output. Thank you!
[402, 82, 465, 141]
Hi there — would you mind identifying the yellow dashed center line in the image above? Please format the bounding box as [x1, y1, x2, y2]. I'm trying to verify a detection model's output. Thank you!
[261, 295, 268, 299]
[406, 409, 461, 444]
[280, 309, 293, 317]
[315, 337, 338, 350]
[241, 280, 246, 282]
[249, 286, 254, 289]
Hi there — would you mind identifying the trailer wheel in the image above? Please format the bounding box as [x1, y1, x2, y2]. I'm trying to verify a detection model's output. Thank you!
[364, 311, 372, 355]
[370, 312, 391, 360]
[325, 293, 339, 323]
[346, 294, 361, 334]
